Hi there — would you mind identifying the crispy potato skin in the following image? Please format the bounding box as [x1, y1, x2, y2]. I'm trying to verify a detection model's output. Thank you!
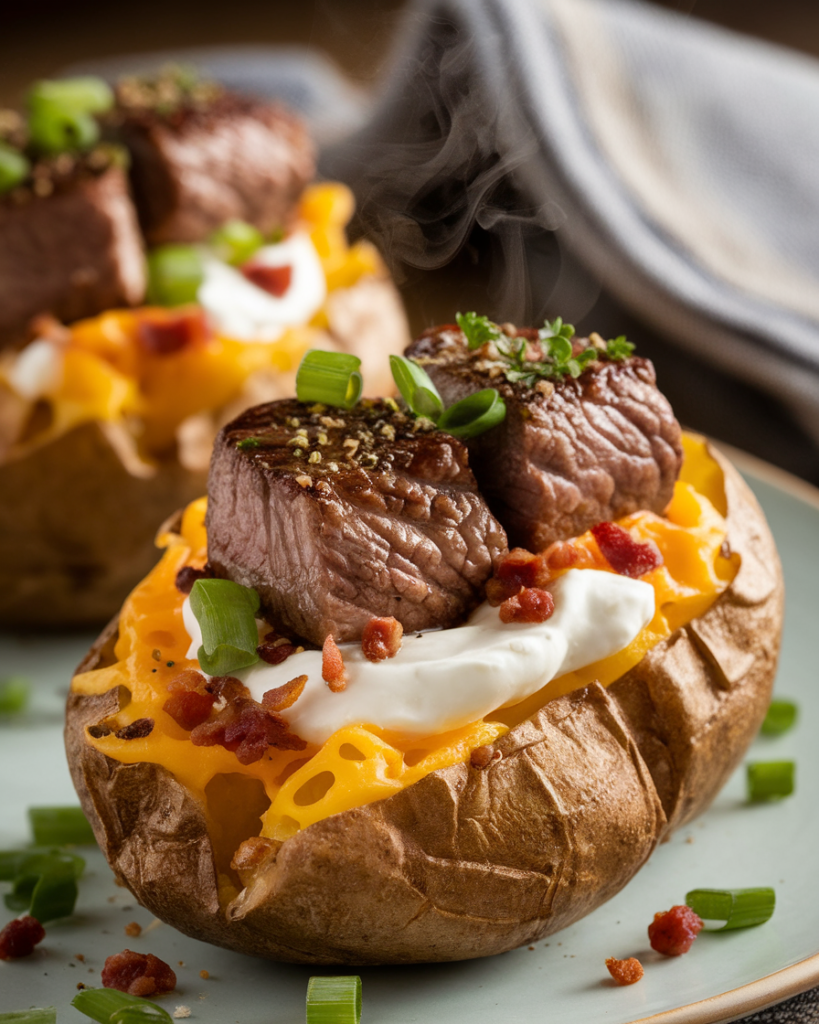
[0, 423, 207, 628]
[65, 446, 784, 964]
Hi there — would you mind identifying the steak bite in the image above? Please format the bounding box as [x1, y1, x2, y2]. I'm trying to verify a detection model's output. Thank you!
[206, 398, 508, 645]
[406, 325, 683, 551]
[0, 154, 145, 347]
[113, 77, 315, 245]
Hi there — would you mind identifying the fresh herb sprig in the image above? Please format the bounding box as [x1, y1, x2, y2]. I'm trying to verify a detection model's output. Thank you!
[455, 313, 634, 388]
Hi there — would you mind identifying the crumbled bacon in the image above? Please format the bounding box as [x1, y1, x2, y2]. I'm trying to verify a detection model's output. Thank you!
[470, 745, 502, 769]
[115, 718, 154, 740]
[190, 696, 305, 764]
[591, 522, 663, 578]
[166, 668, 207, 693]
[648, 905, 704, 956]
[163, 690, 215, 731]
[542, 541, 580, 571]
[136, 309, 207, 355]
[499, 587, 555, 624]
[261, 674, 307, 712]
[257, 638, 298, 665]
[605, 956, 644, 985]
[0, 916, 45, 959]
[486, 547, 551, 606]
[101, 949, 177, 996]
[322, 635, 347, 692]
[241, 262, 293, 297]
[361, 616, 403, 662]
[175, 565, 209, 594]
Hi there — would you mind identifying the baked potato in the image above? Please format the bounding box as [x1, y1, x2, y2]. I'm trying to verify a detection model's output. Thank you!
[65, 437, 783, 965]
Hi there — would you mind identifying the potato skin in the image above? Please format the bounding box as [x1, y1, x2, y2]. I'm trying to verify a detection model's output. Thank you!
[65, 446, 784, 964]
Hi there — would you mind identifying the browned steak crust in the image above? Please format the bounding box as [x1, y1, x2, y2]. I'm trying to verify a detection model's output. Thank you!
[206, 398, 508, 645]
[406, 325, 683, 551]
[116, 93, 315, 244]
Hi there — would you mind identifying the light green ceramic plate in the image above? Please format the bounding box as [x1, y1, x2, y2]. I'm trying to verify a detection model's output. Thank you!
[1, 447, 817, 1024]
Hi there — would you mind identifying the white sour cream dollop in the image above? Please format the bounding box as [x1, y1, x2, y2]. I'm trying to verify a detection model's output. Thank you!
[6, 338, 64, 400]
[196, 231, 327, 342]
[183, 569, 654, 745]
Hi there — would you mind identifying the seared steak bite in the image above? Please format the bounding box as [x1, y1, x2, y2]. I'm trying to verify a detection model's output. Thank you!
[114, 87, 315, 245]
[406, 325, 683, 551]
[206, 399, 508, 645]
[0, 156, 145, 347]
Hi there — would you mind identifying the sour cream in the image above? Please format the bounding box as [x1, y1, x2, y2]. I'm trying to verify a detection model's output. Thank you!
[183, 569, 654, 745]
[5, 338, 64, 400]
[197, 231, 327, 342]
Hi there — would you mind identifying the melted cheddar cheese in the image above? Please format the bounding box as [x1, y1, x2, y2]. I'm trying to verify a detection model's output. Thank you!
[71, 434, 736, 878]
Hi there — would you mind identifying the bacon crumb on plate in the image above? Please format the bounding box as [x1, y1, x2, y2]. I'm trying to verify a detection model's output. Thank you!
[648, 905, 704, 956]
[0, 915, 45, 959]
[605, 956, 644, 985]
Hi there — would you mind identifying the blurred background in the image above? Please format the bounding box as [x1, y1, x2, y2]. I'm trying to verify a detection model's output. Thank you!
[3, 0, 819, 485]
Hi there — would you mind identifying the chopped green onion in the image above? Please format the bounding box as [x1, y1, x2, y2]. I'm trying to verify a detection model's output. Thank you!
[455, 311, 503, 351]
[189, 578, 261, 676]
[28, 77, 114, 115]
[685, 887, 776, 930]
[146, 245, 204, 306]
[0, 675, 30, 714]
[389, 355, 444, 420]
[306, 976, 362, 1024]
[0, 144, 30, 195]
[27, 103, 99, 154]
[296, 350, 363, 410]
[28, 805, 95, 845]
[747, 760, 795, 801]
[209, 219, 265, 266]
[73, 988, 173, 1024]
[760, 699, 798, 736]
[437, 388, 506, 439]
[0, 848, 85, 922]
[0, 1010, 57, 1024]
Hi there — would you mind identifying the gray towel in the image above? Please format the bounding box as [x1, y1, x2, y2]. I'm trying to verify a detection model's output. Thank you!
[322, 0, 819, 485]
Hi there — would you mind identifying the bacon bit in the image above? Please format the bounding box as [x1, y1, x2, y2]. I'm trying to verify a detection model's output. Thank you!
[0, 916, 45, 959]
[175, 565, 209, 594]
[166, 668, 207, 693]
[115, 718, 154, 740]
[137, 309, 207, 356]
[257, 639, 297, 665]
[322, 635, 347, 692]
[200, 970, 210, 980]
[191, 697, 306, 763]
[470, 745, 502, 769]
[648, 905, 704, 956]
[605, 956, 644, 985]
[241, 262, 293, 296]
[499, 587, 555, 624]
[124, 921, 142, 938]
[542, 541, 580, 572]
[486, 547, 551, 605]
[361, 617, 404, 662]
[163, 691, 215, 730]
[102, 949, 177, 996]
[206, 675, 249, 701]
[591, 522, 663, 578]
[262, 674, 308, 712]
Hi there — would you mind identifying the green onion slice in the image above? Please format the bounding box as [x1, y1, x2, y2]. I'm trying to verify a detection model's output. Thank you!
[389, 355, 444, 420]
[760, 699, 798, 736]
[437, 388, 506, 439]
[747, 760, 795, 801]
[146, 245, 204, 307]
[0, 848, 85, 922]
[0, 1010, 57, 1024]
[685, 887, 776, 931]
[28, 805, 95, 846]
[27, 103, 99, 154]
[0, 145, 30, 195]
[0, 675, 30, 714]
[306, 976, 362, 1024]
[296, 350, 363, 410]
[189, 578, 261, 676]
[72, 988, 173, 1024]
[209, 219, 265, 266]
[28, 77, 114, 115]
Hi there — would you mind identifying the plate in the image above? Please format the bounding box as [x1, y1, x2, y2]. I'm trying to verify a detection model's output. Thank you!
[1, 448, 818, 1023]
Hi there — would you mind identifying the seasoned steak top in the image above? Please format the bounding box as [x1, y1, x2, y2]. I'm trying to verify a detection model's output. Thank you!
[406, 324, 684, 551]
[206, 399, 508, 645]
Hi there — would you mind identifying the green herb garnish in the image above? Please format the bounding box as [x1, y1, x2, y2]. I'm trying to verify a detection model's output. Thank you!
[236, 437, 263, 451]
[146, 244, 204, 307]
[0, 848, 85, 922]
[0, 675, 30, 715]
[606, 334, 635, 360]
[455, 311, 503, 351]
[389, 355, 444, 421]
[73, 988, 173, 1024]
[685, 887, 776, 930]
[0, 1010, 57, 1024]
[189, 578, 261, 676]
[760, 699, 798, 736]
[306, 976, 362, 1024]
[28, 806, 95, 846]
[0, 143, 30, 195]
[437, 389, 507, 439]
[296, 350, 363, 410]
[209, 219, 264, 266]
[747, 760, 795, 801]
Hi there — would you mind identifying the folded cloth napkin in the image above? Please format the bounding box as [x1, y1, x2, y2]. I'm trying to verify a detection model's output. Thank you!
[322, 0, 819, 485]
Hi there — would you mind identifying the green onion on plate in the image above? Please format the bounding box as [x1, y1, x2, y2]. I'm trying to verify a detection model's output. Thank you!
[0, 847, 85, 922]
[72, 988, 173, 1024]
[296, 350, 363, 410]
[146, 245, 204, 307]
[685, 887, 776, 930]
[306, 976, 362, 1024]
[760, 699, 798, 736]
[0, 1010, 57, 1024]
[747, 760, 795, 801]
[28, 805, 96, 846]
[0, 675, 30, 715]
